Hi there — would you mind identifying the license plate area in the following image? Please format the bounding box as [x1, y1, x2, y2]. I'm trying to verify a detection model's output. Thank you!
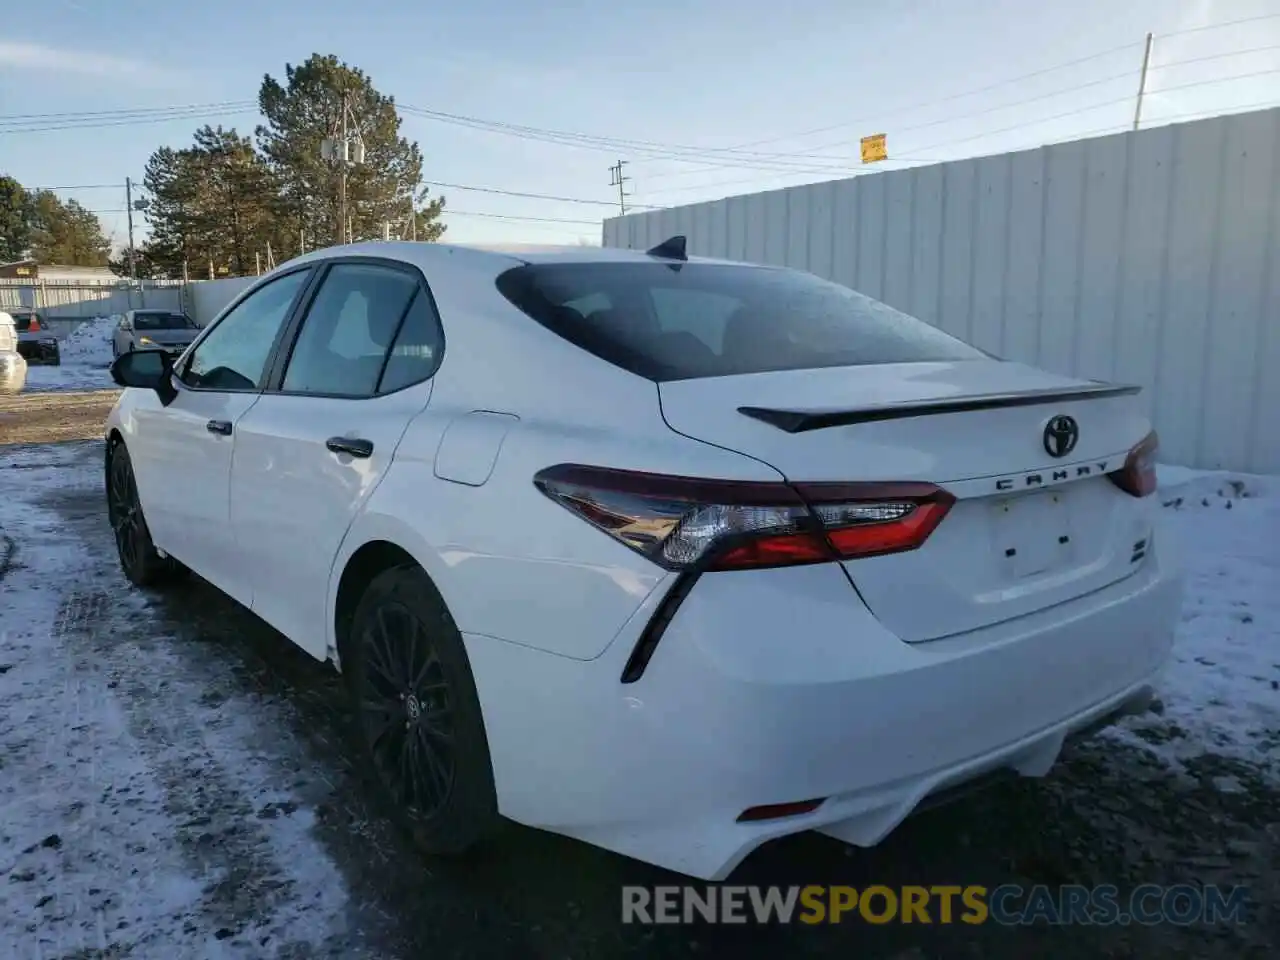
[990, 489, 1075, 579]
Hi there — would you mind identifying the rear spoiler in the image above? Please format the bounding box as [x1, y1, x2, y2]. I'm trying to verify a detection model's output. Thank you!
[738, 382, 1142, 434]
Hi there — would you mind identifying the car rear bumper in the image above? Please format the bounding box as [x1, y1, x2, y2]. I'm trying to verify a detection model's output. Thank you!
[0, 352, 27, 393]
[463, 540, 1182, 880]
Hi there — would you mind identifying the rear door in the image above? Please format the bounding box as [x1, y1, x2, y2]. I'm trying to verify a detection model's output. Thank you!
[228, 259, 444, 658]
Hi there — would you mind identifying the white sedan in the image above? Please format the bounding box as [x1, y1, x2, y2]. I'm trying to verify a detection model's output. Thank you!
[104, 239, 1182, 880]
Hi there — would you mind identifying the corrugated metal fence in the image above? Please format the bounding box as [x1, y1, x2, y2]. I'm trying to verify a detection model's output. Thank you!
[0, 278, 184, 322]
[603, 107, 1280, 474]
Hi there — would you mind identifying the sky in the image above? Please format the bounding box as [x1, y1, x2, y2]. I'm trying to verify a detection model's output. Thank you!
[1, 0, 1279, 255]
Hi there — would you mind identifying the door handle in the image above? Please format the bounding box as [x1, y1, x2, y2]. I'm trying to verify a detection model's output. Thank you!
[326, 436, 374, 458]
[206, 419, 232, 436]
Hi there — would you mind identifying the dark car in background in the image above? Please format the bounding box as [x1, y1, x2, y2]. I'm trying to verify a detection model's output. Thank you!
[112, 309, 201, 358]
[9, 308, 61, 365]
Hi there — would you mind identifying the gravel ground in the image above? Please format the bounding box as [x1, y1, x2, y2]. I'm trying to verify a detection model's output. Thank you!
[0, 389, 120, 446]
[1, 401, 1277, 958]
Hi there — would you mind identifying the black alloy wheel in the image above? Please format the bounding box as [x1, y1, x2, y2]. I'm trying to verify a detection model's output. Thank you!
[346, 565, 499, 855]
[106, 442, 183, 587]
[358, 600, 457, 817]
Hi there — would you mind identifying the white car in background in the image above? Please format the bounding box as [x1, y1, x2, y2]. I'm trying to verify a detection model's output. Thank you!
[0, 310, 27, 393]
[103, 239, 1182, 880]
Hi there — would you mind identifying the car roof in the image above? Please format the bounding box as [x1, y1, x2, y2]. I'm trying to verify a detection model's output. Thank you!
[281, 240, 753, 272]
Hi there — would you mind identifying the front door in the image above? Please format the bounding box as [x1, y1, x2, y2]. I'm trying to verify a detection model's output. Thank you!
[228, 260, 444, 657]
[131, 267, 313, 605]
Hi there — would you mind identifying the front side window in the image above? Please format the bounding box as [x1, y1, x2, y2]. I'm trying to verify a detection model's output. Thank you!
[280, 262, 420, 398]
[496, 262, 985, 381]
[181, 269, 310, 391]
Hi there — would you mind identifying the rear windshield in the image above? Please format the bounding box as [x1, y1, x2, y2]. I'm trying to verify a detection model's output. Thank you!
[495, 261, 985, 381]
[11, 312, 35, 331]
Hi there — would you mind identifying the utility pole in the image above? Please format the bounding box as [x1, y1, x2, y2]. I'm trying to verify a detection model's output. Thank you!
[608, 160, 630, 215]
[125, 177, 137, 279]
[1133, 32, 1154, 130]
[409, 195, 417, 242]
[339, 93, 349, 244]
[322, 93, 364, 247]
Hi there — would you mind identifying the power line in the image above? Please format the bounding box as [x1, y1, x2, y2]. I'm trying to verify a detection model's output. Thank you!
[640, 86, 1280, 203]
[638, 18, 1279, 169]
[28, 183, 122, 191]
[0, 99, 256, 122]
[444, 210, 602, 226]
[1162, 11, 1280, 37]
[648, 38, 1147, 162]
[638, 43, 1280, 184]
[422, 179, 658, 209]
[638, 62, 1280, 198]
[0, 107, 257, 134]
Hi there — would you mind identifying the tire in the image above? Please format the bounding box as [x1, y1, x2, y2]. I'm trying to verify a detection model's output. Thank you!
[106, 441, 186, 587]
[345, 564, 500, 856]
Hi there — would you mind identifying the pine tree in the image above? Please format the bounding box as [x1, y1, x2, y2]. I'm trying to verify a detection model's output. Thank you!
[0, 175, 32, 262]
[27, 191, 110, 266]
[255, 54, 445, 250]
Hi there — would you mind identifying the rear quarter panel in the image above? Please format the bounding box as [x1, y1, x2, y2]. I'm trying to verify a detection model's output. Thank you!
[331, 258, 788, 662]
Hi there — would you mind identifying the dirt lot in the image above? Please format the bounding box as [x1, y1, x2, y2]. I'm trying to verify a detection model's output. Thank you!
[2, 393, 1277, 959]
[0, 389, 120, 446]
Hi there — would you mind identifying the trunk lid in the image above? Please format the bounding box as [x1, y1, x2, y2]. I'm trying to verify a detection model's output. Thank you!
[659, 360, 1156, 642]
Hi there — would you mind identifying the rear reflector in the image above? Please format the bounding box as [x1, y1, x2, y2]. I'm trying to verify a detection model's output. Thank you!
[737, 798, 825, 822]
[534, 465, 954, 572]
[1109, 430, 1158, 497]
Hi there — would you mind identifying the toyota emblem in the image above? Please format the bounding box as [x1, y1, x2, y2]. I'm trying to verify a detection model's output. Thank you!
[1043, 414, 1079, 458]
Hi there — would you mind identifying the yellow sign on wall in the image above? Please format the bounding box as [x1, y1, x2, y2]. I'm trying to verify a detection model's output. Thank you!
[860, 133, 888, 164]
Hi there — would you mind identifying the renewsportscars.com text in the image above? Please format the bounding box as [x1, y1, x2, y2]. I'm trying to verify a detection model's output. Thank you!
[621, 884, 1250, 926]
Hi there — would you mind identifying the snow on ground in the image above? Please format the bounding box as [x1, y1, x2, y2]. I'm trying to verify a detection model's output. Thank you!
[0, 444, 358, 957]
[24, 317, 117, 394]
[0, 429, 1275, 954]
[1110, 464, 1280, 778]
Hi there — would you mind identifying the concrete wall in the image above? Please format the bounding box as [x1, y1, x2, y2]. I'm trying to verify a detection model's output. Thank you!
[603, 107, 1280, 474]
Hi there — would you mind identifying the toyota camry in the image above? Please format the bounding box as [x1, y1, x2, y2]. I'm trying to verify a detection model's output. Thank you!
[104, 238, 1182, 880]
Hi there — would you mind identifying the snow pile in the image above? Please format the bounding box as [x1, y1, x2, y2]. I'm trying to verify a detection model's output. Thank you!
[1112, 464, 1280, 778]
[59, 315, 117, 366]
[24, 316, 118, 393]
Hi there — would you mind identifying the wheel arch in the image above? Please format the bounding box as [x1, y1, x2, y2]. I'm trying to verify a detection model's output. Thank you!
[329, 513, 454, 670]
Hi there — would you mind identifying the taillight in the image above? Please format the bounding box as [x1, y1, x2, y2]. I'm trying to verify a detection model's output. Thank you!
[28, 316, 40, 331]
[1109, 431, 1159, 497]
[533, 465, 954, 572]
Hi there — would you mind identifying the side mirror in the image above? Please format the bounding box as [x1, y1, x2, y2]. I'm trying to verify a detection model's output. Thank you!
[110, 349, 177, 406]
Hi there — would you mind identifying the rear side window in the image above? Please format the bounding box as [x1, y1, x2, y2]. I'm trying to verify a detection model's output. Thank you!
[495, 262, 984, 381]
[280, 262, 424, 398]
